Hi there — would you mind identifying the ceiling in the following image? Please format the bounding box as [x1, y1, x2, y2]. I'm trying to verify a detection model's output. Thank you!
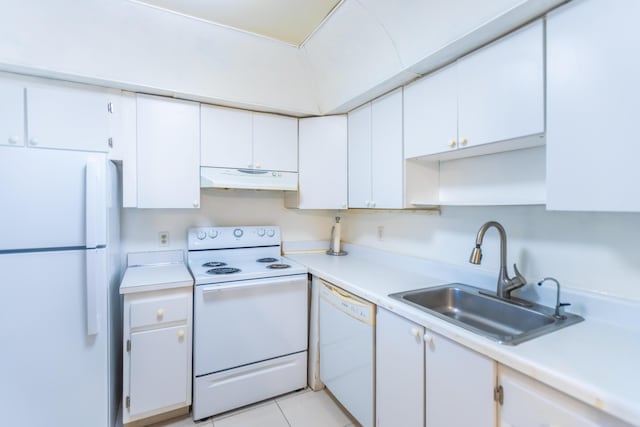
[132, 0, 343, 46]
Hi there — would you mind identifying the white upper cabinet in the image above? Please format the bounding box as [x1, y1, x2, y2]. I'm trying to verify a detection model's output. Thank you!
[348, 89, 403, 209]
[404, 19, 544, 160]
[201, 105, 298, 172]
[347, 102, 372, 208]
[371, 89, 404, 208]
[286, 116, 347, 209]
[457, 19, 544, 149]
[136, 94, 200, 209]
[201, 105, 252, 169]
[0, 79, 25, 147]
[546, 0, 640, 212]
[252, 113, 298, 172]
[404, 64, 457, 158]
[0, 76, 112, 152]
[27, 83, 111, 152]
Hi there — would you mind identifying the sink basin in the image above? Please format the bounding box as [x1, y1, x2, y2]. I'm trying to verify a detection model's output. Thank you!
[389, 283, 583, 345]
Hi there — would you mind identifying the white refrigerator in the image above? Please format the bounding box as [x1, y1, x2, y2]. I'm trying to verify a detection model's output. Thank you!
[0, 147, 121, 427]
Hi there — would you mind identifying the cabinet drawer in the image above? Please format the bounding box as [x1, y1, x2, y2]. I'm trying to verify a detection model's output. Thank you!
[130, 294, 190, 329]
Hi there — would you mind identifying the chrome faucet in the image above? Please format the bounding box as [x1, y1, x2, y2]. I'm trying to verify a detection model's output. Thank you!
[469, 221, 527, 299]
[537, 277, 570, 320]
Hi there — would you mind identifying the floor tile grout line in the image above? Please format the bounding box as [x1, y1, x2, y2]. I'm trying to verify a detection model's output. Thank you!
[274, 398, 293, 427]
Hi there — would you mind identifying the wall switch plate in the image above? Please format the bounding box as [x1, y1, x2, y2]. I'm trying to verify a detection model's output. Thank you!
[158, 231, 169, 246]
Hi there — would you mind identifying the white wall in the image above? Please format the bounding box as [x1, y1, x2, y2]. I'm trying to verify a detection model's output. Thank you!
[122, 190, 640, 302]
[0, 0, 318, 115]
[341, 206, 640, 302]
[121, 189, 335, 258]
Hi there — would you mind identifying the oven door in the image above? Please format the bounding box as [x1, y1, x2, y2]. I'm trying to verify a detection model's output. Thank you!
[194, 274, 308, 377]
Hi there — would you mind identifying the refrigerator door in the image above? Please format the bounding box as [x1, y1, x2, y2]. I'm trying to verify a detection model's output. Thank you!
[0, 248, 109, 426]
[0, 147, 107, 251]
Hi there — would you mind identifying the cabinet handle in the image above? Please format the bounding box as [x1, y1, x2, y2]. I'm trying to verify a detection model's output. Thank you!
[157, 308, 164, 318]
[178, 329, 185, 339]
[193, 200, 199, 208]
[371, 201, 376, 208]
[424, 333, 434, 345]
[448, 140, 456, 148]
[255, 163, 261, 169]
[8, 136, 19, 145]
[460, 137, 468, 147]
[248, 161, 253, 168]
[29, 138, 38, 146]
[410, 327, 422, 338]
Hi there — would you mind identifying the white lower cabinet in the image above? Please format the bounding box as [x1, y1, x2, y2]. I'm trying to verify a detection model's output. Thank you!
[123, 287, 193, 424]
[375, 308, 424, 427]
[498, 365, 633, 427]
[425, 331, 496, 427]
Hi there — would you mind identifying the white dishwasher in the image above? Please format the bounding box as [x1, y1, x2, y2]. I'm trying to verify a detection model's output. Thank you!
[319, 279, 375, 427]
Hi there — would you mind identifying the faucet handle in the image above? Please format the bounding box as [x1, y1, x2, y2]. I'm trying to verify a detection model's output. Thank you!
[513, 263, 527, 285]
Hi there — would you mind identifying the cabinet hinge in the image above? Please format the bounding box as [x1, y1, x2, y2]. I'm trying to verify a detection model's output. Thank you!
[125, 396, 130, 410]
[107, 102, 114, 114]
[126, 339, 131, 352]
[494, 385, 504, 405]
[108, 137, 113, 148]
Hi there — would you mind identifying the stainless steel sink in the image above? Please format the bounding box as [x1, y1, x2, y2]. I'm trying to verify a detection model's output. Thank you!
[389, 283, 583, 345]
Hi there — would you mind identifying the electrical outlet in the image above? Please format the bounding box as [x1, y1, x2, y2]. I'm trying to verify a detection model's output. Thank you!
[377, 225, 384, 241]
[158, 231, 169, 247]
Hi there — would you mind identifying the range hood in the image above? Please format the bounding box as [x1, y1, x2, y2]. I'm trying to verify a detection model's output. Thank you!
[200, 167, 298, 191]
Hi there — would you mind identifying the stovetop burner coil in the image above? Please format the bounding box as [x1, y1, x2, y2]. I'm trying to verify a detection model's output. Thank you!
[206, 267, 241, 275]
[267, 263, 291, 270]
[202, 261, 227, 268]
[257, 257, 278, 263]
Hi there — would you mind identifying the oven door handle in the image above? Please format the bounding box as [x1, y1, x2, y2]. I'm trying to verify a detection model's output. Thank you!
[200, 276, 302, 294]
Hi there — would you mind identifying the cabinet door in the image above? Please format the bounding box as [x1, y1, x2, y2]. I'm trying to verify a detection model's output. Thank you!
[498, 365, 633, 427]
[253, 113, 298, 172]
[371, 88, 403, 208]
[201, 105, 252, 169]
[128, 325, 190, 418]
[376, 308, 424, 427]
[425, 331, 495, 427]
[546, 0, 640, 212]
[27, 83, 110, 152]
[348, 102, 372, 208]
[457, 20, 543, 148]
[0, 80, 25, 147]
[137, 95, 200, 208]
[403, 63, 457, 158]
[296, 116, 348, 209]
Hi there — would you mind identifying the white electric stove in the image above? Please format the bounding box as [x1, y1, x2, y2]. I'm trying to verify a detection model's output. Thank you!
[187, 226, 308, 420]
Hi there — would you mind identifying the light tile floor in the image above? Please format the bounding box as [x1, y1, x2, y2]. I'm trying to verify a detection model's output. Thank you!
[150, 389, 357, 427]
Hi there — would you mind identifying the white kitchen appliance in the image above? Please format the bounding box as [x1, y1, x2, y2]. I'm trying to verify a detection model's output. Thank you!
[0, 147, 121, 427]
[188, 226, 308, 420]
[319, 279, 375, 427]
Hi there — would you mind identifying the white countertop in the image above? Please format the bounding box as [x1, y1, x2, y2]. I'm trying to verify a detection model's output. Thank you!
[120, 250, 193, 295]
[286, 244, 640, 426]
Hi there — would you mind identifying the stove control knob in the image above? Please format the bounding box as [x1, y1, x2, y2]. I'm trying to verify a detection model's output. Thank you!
[267, 229, 276, 237]
[233, 228, 243, 238]
[257, 228, 266, 237]
[208, 230, 219, 239]
[196, 231, 206, 240]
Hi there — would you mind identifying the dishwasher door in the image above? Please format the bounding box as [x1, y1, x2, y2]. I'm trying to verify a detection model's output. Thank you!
[319, 280, 375, 427]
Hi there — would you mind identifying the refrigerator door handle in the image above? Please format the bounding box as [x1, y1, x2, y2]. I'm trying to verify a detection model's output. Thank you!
[85, 158, 99, 249]
[86, 249, 99, 336]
